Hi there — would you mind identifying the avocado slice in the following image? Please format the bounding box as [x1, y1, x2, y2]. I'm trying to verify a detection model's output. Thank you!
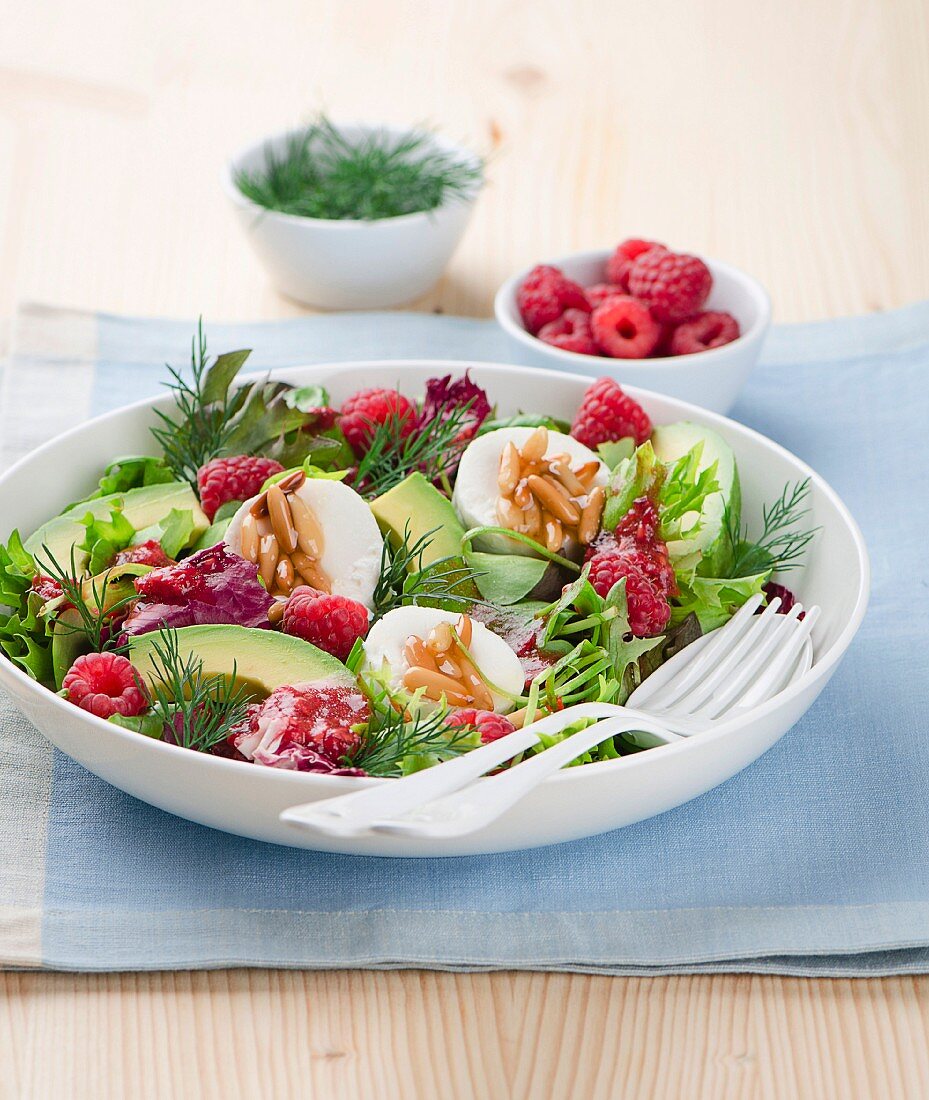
[128, 624, 354, 700]
[49, 565, 153, 688]
[370, 473, 479, 604]
[652, 422, 741, 576]
[26, 482, 208, 573]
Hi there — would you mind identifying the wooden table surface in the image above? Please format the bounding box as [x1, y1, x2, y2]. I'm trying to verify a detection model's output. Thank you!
[1, 1, 928, 1096]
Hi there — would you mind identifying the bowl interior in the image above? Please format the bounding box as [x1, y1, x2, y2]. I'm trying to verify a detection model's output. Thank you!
[0, 360, 864, 669]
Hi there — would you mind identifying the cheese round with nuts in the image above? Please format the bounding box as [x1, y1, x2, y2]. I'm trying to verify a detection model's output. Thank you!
[362, 606, 524, 713]
[452, 426, 610, 557]
[224, 475, 383, 608]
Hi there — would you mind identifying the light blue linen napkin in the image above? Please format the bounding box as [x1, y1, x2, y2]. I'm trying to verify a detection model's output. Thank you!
[1, 301, 926, 974]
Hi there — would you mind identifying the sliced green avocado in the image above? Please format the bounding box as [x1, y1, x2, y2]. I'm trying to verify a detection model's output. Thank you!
[49, 565, 153, 689]
[25, 482, 208, 573]
[128, 624, 354, 700]
[370, 473, 479, 604]
[652, 422, 740, 576]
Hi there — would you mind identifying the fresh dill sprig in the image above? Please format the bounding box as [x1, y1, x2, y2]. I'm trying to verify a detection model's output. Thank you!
[351, 691, 478, 777]
[150, 321, 252, 487]
[235, 117, 483, 221]
[372, 523, 486, 619]
[143, 628, 251, 753]
[36, 546, 136, 653]
[354, 398, 477, 500]
[728, 478, 819, 577]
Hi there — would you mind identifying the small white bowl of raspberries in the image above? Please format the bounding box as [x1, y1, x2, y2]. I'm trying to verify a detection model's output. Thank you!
[494, 240, 771, 413]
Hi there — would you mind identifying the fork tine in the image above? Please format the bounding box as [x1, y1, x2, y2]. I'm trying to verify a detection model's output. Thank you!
[629, 592, 766, 709]
[732, 605, 820, 712]
[696, 605, 805, 718]
[651, 597, 781, 715]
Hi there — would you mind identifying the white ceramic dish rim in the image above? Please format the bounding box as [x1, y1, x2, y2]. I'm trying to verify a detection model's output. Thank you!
[0, 359, 869, 796]
[494, 249, 772, 371]
[221, 122, 484, 231]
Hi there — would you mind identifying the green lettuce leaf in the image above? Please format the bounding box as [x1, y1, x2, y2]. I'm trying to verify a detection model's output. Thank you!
[284, 384, 330, 412]
[77, 508, 136, 575]
[0, 529, 37, 609]
[672, 572, 768, 632]
[465, 552, 549, 606]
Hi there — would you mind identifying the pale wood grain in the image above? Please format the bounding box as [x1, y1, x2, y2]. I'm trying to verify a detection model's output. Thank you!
[1, 971, 929, 1100]
[1, 0, 928, 1096]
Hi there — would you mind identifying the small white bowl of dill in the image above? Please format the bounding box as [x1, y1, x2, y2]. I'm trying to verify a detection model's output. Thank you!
[223, 119, 484, 310]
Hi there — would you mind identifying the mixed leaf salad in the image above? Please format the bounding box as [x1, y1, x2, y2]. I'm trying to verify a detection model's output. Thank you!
[0, 329, 815, 777]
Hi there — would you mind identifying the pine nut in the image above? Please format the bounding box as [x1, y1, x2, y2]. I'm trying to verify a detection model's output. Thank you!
[267, 484, 298, 554]
[496, 496, 524, 530]
[402, 666, 472, 707]
[456, 615, 473, 648]
[258, 534, 279, 589]
[436, 654, 463, 679]
[518, 426, 547, 462]
[520, 426, 549, 463]
[428, 621, 454, 652]
[278, 469, 307, 493]
[549, 459, 586, 497]
[522, 497, 542, 537]
[249, 491, 269, 518]
[455, 647, 494, 710]
[239, 512, 260, 563]
[288, 493, 325, 559]
[498, 442, 521, 495]
[527, 474, 580, 525]
[542, 510, 564, 553]
[513, 479, 533, 508]
[578, 486, 606, 544]
[575, 461, 601, 491]
[275, 555, 296, 594]
[268, 601, 286, 625]
[291, 551, 331, 592]
[404, 637, 437, 672]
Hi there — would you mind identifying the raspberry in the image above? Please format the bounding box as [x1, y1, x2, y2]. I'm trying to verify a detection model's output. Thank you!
[537, 309, 598, 355]
[584, 283, 623, 308]
[605, 239, 665, 291]
[281, 586, 370, 662]
[63, 652, 148, 719]
[516, 265, 590, 334]
[446, 708, 516, 744]
[111, 540, 173, 569]
[234, 683, 370, 770]
[197, 455, 285, 521]
[585, 554, 671, 636]
[571, 377, 652, 448]
[31, 574, 66, 605]
[628, 249, 712, 324]
[590, 297, 661, 359]
[614, 497, 660, 544]
[339, 387, 416, 456]
[669, 311, 740, 355]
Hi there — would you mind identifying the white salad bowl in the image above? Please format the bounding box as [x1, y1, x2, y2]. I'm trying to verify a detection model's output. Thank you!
[494, 250, 771, 413]
[222, 124, 482, 310]
[0, 361, 868, 857]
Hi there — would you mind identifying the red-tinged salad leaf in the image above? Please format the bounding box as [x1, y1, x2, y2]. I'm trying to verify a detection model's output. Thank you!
[121, 544, 274, 637]
[419, 371, 491, 438]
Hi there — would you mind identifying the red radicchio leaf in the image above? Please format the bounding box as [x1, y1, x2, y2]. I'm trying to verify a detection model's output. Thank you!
[122, 544, 274, 637]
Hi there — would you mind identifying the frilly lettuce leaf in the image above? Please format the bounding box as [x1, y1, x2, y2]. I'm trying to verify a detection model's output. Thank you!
[64, 455, 174, 512]
[0, 589, 52, 682]
[672, 572, 768, 632]
[78, 508, 136, 574]
[0, 529, 37, 609]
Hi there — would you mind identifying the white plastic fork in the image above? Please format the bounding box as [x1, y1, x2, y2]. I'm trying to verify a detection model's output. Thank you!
[280, 593, 818, 840]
